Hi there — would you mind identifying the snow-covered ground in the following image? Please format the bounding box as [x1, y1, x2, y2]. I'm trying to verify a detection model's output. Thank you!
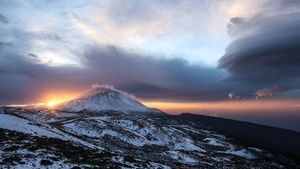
[225, 149, 256, 159]
[203, 138, 224, 147]
[0, 113, 102, 150]
[163, 151, 198, 164]
[0, 114, 64, 139]
[2, 106, 292, 168]
[61, 115, 208, 153]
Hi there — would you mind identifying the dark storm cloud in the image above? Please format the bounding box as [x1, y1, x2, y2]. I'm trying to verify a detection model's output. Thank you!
[0, 51, 68, 103]
[219, 0, 300, 98]
[0, 40, 232, 104]
[0, 22, 81, 104]
[219, 13, 300, 91]
[77, 45, 230, 101]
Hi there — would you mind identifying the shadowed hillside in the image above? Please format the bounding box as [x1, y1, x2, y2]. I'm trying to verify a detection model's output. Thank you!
[177, 113, 300, 163]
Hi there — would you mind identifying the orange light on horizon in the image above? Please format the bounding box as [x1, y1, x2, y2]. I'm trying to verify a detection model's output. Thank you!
[40, 89, 84, 107]
[2, 89, 85, 108]
[4, 103, 45, 107]
[142, 100, 300, 114]
[47, 101, 59, 107]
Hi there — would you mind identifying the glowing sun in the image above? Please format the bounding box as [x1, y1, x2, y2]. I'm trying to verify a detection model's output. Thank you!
[47, 101, 58, 107]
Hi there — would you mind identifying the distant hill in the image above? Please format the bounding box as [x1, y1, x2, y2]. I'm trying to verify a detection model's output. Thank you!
[177, 113, 300, 163]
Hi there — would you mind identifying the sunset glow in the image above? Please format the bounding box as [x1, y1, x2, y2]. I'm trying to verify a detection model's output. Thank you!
[5, 98, 300, 114]
[47, 101, 58, 107]
[143, 100, 300, 114]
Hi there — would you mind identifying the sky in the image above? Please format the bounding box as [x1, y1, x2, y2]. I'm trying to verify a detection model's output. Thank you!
[1, 0, 300, 131]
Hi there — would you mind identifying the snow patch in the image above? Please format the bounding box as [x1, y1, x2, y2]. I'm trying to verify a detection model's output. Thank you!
[174, 138, 206, 152]
[203, 138, 224, 146]
[164, 151, 198, 164]
[225, 149, 256, 159]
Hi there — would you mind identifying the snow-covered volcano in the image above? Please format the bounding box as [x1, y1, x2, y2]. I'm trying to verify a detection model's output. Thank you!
[59, 85, 157, 113]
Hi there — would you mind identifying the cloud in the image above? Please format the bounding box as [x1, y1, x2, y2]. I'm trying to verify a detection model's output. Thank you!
[0, 41, 232, 104]
[77, 45, 229, 101]
[88, 83, 140, 101]
[219, 11, 300, 89]
[0, 14, 8, 24]
[218, 1, 300, 99]
[255, 85, 286, 100]
[1, 0, 300, 104]
[228, 92, 241, 100]
[67, 0, 230, 65]
[0, 0, 233, 104]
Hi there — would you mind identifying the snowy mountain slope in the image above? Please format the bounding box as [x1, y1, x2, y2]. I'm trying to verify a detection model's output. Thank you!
[58, 85, 160, 113]
[0, 113, 65, 139]
[1, 107, 299, 168]
[0, 128, 171, 169]
[0, 109, 102, 150]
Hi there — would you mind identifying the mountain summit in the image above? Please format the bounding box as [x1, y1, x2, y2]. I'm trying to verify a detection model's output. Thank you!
[59, 84, 158, 113]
